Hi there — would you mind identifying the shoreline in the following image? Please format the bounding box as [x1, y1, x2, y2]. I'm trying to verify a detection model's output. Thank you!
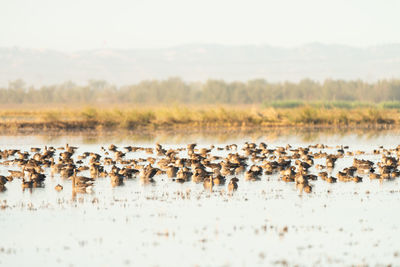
[0, 121, 396, 135]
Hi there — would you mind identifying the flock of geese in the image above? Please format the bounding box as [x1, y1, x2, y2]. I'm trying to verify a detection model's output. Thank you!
[0, 142, 399, 195]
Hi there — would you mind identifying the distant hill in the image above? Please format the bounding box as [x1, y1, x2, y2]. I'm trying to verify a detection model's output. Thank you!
[1, 43, 400, 86]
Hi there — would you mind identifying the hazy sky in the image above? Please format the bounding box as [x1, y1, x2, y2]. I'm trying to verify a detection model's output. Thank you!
[1, 0, 399, 51]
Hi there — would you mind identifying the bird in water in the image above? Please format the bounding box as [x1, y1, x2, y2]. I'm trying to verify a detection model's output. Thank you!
[228, 177, 239, 193]
[139, 164, 158, 183]
[71, 169, 94, 193]
[203, 176, 214, 192]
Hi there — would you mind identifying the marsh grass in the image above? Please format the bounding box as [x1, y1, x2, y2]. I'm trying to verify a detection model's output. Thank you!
[263, 100, 378, 109]
[379, 101, 400, 109]
[0, 105, 399, 131]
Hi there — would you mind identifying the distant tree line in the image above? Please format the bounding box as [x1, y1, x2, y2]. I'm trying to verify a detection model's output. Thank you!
[1, 78, 400, 105]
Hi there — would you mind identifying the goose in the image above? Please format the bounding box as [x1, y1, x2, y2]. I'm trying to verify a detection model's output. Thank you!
[65, 143, 78, 153]
[108, 144, 117, 151]
[8, 166, 25, 179]
[295, 173, 308, 185]
[28, 172, 45, 188]
[303, 184, 312, 193]
[119, 167, 138, 179]
[71, 170, 94, 193]
[227, 177, 239, 193]
[55, 184, 63, 191]
[21, 178, 33, 189]
[244, 170, 260, 181]
[191, 167, 210, 183]
[212, 169, 226, 185]
[110, 172, 124, 187]
[30, 147, 41, 153]
[176, 167, 191, 183]
[281, 166, 296, 176]
[318, 172, 328, 180]
[369, 173, 381, 180]
[0, 176, 8, 192]
[326, 176, 337, 183]
[139, 164, 158, 183]
[166, 165, 179, 178]
[0, 176, 8, 186]
[203, 176, 213, 192]
[213, 174, 226, 186]
[60, 166, 74, 178]
[50, 158, 64, 175]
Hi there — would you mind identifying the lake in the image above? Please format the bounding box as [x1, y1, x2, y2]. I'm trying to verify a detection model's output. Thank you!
[1, 128, 400, 266]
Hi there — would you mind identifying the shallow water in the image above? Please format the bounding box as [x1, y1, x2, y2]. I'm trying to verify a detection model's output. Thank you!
[1, 129, 400, 266]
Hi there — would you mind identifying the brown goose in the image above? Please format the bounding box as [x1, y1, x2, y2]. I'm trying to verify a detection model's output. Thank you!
[0, 176, 8, 192]
[71, 170, 94, 193]
[8, 166, 25, 179]
[110, 173, 124, 187]
[166, 165, 179, 178]
[212, 169, 226, 185]
[55, 184, 63, 191]
[139, 164, 158, 183]
[110, 166, 124, 186]
[326, 176, 337, 183]
[244, 170, 260, 181]
[60, 165, 75, 178]
[227, 177, 239, 193]
[28, 171, 45, 188]
[119, 167, 138, 179]
[191, 167, 211, 183]
[21, 178, 33, 189]
[50, 158, 64, 175]
[0, 176, 8, 186]
[176, 167, 191, 183]
[203, 176, 213, 192]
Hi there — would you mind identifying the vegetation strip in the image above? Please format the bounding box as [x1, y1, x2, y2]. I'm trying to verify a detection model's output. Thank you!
[0, 106, 399, 131]
[3, 78, 400, 105]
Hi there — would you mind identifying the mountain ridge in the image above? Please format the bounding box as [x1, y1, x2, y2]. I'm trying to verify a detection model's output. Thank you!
[1, 43, 400, 86]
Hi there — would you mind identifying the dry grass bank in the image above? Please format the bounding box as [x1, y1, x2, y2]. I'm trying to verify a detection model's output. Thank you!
[0, 105, 398, 132]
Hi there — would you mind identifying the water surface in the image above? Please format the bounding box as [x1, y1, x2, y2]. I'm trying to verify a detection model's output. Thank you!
[1, 128, 400, 266]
